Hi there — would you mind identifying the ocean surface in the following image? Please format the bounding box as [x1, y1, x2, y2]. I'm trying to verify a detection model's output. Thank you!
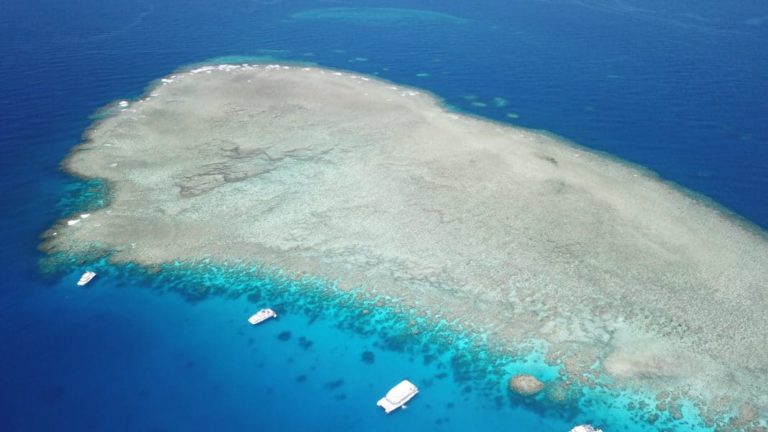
[1, 0, 767, 431]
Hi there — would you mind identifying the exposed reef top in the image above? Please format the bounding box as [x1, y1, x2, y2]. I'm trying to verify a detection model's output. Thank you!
[45, 63, 768, 423]
[509, 375, 544, 396]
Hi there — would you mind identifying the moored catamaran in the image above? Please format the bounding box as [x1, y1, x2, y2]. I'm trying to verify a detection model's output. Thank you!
[570, 425, 603, 432]
[77, 271, 96, 286]
[248, 308, 277, 325]
[377, 380, 419, 414]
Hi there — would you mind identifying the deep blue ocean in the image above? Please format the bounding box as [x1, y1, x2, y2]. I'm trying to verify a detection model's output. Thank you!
[1, 0, 766, 431]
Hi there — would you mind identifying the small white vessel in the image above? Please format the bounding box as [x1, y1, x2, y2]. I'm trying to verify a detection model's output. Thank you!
[77, 271, 97, 286]
[570, 425, 603, 432]
[377, 380, 419, 414]
[248, 308, 277, 325]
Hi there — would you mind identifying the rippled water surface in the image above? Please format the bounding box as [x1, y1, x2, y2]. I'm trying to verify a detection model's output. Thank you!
[1, 0, 766, 430]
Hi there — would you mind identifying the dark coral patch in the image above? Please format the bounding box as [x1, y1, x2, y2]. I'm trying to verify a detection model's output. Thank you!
[361, 351, 375, 364]
[324, 379, 344, 390]
[298, 336, 314, 350]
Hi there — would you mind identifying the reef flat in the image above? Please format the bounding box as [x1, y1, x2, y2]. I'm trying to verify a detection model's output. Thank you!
[45, 64, 768, 428]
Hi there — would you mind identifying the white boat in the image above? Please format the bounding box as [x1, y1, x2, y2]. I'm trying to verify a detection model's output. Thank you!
[377, 380, 419, 414]
[248, 308, 277, 325]
[570, 425, 603, 432]
[77, 271, 97, 286]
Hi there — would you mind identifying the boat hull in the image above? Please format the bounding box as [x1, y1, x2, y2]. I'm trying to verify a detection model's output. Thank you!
[377, 380, 419, 414]
[248, 308, 277, 325]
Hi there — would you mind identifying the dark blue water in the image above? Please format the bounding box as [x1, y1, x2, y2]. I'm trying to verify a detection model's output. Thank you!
[1, 0, 767, 430]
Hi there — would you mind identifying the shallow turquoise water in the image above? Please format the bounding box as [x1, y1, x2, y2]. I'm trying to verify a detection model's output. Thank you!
[19, 254, 715, 431]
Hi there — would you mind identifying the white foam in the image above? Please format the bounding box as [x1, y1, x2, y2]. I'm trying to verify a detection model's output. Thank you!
[190, 66, 216, 74]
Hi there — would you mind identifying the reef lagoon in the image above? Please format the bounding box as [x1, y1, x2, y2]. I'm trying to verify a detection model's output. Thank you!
[2, 0, 768, 431]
